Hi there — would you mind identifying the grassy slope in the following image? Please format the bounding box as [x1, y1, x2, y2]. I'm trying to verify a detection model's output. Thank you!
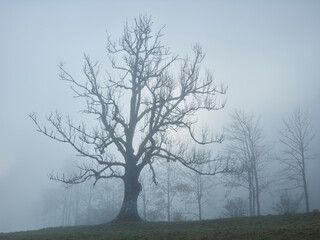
[1, 213, 319, 240]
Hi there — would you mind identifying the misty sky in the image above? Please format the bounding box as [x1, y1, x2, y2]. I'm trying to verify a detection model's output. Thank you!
[0, 0, 319, 232]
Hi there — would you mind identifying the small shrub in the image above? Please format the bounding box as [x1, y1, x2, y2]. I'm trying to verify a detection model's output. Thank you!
[272, 191, 303, 214]
[221, 197, 248, 218]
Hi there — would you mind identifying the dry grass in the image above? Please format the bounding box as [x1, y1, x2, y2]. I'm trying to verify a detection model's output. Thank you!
[1, 212, 319, 240]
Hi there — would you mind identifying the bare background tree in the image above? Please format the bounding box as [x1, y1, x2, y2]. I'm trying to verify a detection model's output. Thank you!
[30, 15, 227, 222]
[40, 178, 123, 228]
[223, 110, 269, 216]
[138, 170, 153, 221]
[159, 162, 181, 222]
[279, 108, 315, 213]
[182, 166, 215, 220]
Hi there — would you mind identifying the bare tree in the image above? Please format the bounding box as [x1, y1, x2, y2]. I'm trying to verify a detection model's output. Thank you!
[139, 163, 189, 222]
[279, 108, 315, 213]
[138, 172, 150, 221]
[155, 162, 187, 222]
[188, 171, 206, 220]
[163, 162, 177, 222]
[224, 110, 269, 216]
[272, 190, 303, 215]
[41, 187, 65, 227]
[182, 165, 214, 220]
[138, 169, 156, 221]
[30, 15, 227, 222]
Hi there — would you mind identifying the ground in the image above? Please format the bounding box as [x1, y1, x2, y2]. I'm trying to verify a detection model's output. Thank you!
[1, 213, 319, 240]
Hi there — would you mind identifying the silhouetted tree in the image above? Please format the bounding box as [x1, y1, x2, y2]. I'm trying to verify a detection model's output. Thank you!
[279, 108, 315, 213]
[30, 15, 227, 222]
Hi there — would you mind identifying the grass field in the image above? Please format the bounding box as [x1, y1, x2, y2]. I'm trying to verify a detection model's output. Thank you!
[1, 213, 319, 240]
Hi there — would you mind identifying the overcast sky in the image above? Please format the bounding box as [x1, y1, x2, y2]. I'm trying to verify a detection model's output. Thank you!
[1, 0, 319, 232]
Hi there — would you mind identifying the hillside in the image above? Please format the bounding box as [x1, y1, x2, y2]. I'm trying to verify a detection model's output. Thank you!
[1, 213, 319, 240]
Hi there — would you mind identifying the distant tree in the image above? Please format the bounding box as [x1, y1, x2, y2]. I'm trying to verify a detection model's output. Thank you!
[183, 165, 215, 220]
[41, 187, 65, 227]
[139, 164, 193, 222]
[221, 197, 248, 218]
[155, 162, 188, 222]
[30, 15, 227, 222]
[279, 108, 315, 213]
[187, 171, 206, 220]
[41, 176, 124, 228]
[224, 110, 269, 216]
[84, 179, 123, 224]
[138, 169, 157, 221]
[272, 191, 303, 215]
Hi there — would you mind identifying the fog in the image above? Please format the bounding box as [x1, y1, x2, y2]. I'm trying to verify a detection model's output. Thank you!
[1, 0, 320, 233]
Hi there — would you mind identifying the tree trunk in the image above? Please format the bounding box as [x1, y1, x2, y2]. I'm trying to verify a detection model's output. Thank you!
[87, 183, 93, 224]
[248, 172, 253, 216]
[74, 184, 80, 225]
[302, 155, 309, 213]
[140, 181, 147, 220]
[252, 185, 256, 216]
[167, 176, 171, 222]
[197, 197, 202, 220]
[197, 175, 202, 220]
[303, 176, 309, 213]
[114, 166, 142, 222]
[253, 167, 261, 216]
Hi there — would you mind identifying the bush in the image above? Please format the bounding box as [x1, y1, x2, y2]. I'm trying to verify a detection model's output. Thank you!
[221, 197, 248, 218]
[272, 191, 303, 214]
